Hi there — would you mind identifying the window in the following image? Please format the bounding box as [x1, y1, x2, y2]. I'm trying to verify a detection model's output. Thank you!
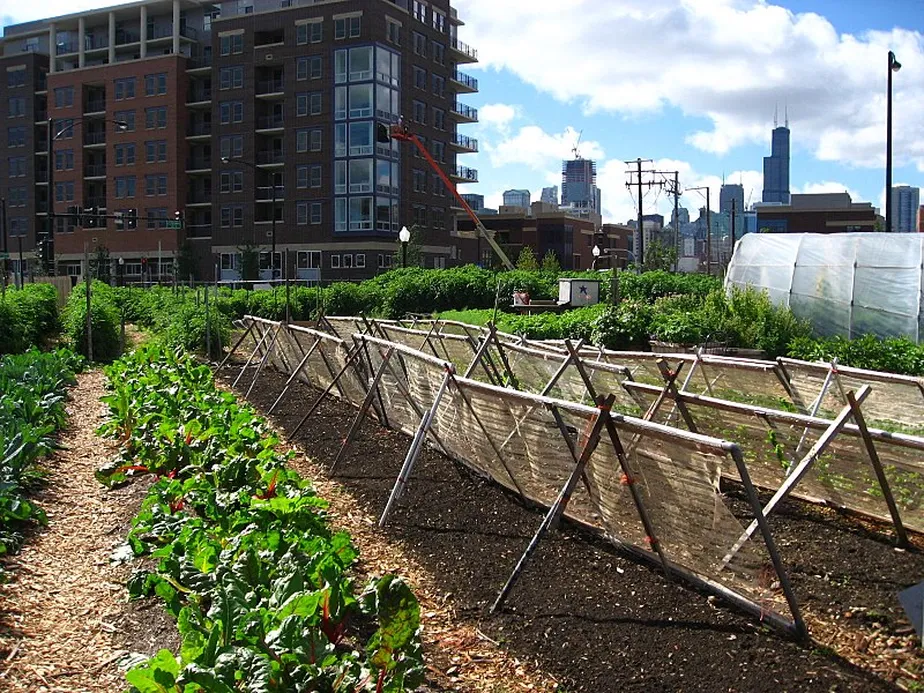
[413, 168, 426, 193]
[297, 250, 322, 270]
[54, 181, 75, 202]
[145, 139, 167, 163]
[414, 66, 426, 90]
[413, 1, 426, 22]
[413, 32, 426, 57]
[296, 202, 308, 225]
[310, 128, 322, 152]
[335, 160, 347, 194]
[114, 110, 135, 131]
[432, 9, 445, 32]
[219, 66, 244, 90]
[378, 253, 394, 269]
[54, 149, 74, 171]
[145, 174, 168, 196]
[310, 165, 322, 188]
[297, 92, 323, 116]
[6, 69, 25, 88]
[432, 207, 445, 230]
[348, 121, 373, 155]
[7, 126, 25, 147]
[220, 206, 244, 227]
[144, 72, 167, 96]
[342, 254, 353, 269]
[296, 165, 309, 189]
[334, 87, 347, 120]
[433, 108, 445, 130]
[145, 208, 168, 229]
[412, 204, 427, 227]
[296, 20, 323, 45]
[219, 33, 243, 55]
[386, 18, 401, 45]
[296, 128, 322, 153]
[311, 202, 322, 224]
[219, 135, 243, 159]
[7, 187, 26, 207]
[355, 253, 366, 268]
[348, 85, 372, 118]
[54, 86, 74, 108]
[115, 176, 136, 199]
[349, 197, 373, 230]
[432, 42, 445, 65]
[349, 46, 372, 81]
[349, 159, 373, 193]
[297, 56, 322, 81]
[114, 143, 135, 165]
[413, 100, 426, 124]
[8, 97, 25, 118]
[432, 140, 445, 163]
[145, 106, 168, 129]
[219, 101, 244, 124]
[334, 15, 361, 40]
[9, 218, 28, 236]
[114, 77, 136, 100]
[220, 170, 244, 193]
[334, 50, 347, 84]
[335, 198, 347, 232]
[431, 75, 445, 98]
[330, 254, 341, 269]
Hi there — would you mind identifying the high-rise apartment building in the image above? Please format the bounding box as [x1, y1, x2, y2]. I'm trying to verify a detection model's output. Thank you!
[540, 185, 557, 206]
[502, 188, 529, 211]
[720, 183, 744, 215]
[889, 185, 920, 233]
[560, 157, 600, 228]
[762, 117, 790, 205]
[0, 0, 480, 281]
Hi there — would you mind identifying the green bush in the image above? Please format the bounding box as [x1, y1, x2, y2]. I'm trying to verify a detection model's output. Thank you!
[0, 283, 60, 354]
[590, 300, 655, 350]
[156, 301, 230, 360]
[787, 334, 924, 376]
[64, 282, 122, 362]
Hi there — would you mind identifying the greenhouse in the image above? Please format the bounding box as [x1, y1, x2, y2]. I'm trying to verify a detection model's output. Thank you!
[725, 232, 924, 341]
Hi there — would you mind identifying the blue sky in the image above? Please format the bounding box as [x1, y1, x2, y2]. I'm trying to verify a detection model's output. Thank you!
[3, 0, 923, 224]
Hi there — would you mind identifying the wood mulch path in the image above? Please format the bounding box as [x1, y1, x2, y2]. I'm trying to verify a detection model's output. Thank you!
[0, 370, 173, 692]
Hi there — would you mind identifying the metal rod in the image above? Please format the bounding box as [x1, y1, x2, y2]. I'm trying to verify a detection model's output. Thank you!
[232, 321, 271, 388]
[218, 321, 255, 372]
[288, 343, 364, 438]
[794, 358, 837, 457]
[491, 396, 614, 612]
[846, 390, 909, 548]
[268, 337, 322, 415]
[379, 368, 454, 526]
[489, 322, 520, 390]
[246, 323, 282, 399]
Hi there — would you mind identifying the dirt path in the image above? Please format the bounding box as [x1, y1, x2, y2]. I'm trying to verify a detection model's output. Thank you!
[0, 370, 156, 692]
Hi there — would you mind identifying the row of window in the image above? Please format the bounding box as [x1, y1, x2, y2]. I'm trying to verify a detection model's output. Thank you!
[7, 156, 26, 176]
[412, 32, 446, 65]
[5, 186, 27, 207]
[217, 202, 323, 227]
[108, 107, 168, 131]
[7, 126, 26, 148]
[411, 169, 449, 195]
[412, 68, 446, 98]
[113, 140, 168, 165]
[410, 101, 448, 130]
[412, 0, 448, 33]
[333, 196, 400, 233]
[334, 46, 400, 87]
[219, 250, 385, 274]
[7, 69, 27, 89]
[113, 73, 169, 100]
[8, 97, 27, 118]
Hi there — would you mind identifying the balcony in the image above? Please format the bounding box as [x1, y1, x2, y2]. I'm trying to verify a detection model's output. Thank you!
[450, 70, 478, 93]
[84, 131, 106, 146]
[451, 165, 478, 183]
[115, 31, 140, 46]
[85, 163, 106, 178]
[36, 170, 48, 183]
[450, 133, 479, 153]
[255, 186, 285, 201]
[84, 99, 105, 114]
[150, 24, 175, 40]
[187, 122, 212, 137]
[256, 115, 284, 131]
[185, 223, 212, 237]
[187, 191, 212, 205]
[187, 87, 212, 104]
[85, 196, 106, 209]
[180, 26, 198, 41]
[256, 150, 285, 166]
[450, 102, 478, 123]
[186, 157, 211, 172]
[35, 110, 47, 123]
[449, 38, 478, 63]
[256, 80, 285, 97]
[56, 42, 78, 55]
[187, 54, 211, 71]
[85, 36, 108, 51]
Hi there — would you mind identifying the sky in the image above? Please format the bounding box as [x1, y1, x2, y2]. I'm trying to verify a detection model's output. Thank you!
[2, 0, 923, 224]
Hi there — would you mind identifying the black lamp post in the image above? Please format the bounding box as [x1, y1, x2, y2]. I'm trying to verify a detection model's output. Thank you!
[885, 50, 901, 233]
[592, 244, 600, 271]
[399, 225, 410, 268]
[221, 156, 280, 278]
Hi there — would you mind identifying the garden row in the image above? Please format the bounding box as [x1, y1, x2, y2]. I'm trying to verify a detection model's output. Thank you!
[0, 284, 60, 354]
[97, 345, 424, 692]
[0, 349, 83, 574]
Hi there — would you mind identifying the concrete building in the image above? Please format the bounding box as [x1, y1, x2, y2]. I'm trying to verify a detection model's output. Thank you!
[0, 0, 480, 281]
[540, 185, 558, 206]
[561, 157, 601, 228]
[762, 118, 791, 204]
[720, 183, 744, 215]
[456, 207, 595, 270]
[502, 188, 530, 212]
[890, 185, 920, 232]
[756, 193, 876, 234]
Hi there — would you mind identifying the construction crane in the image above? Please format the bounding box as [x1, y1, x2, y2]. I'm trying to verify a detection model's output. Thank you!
[572, 130, 583, 160]
[378, 121, 515, 270]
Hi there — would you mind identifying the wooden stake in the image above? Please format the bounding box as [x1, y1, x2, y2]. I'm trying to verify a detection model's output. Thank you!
[288, 343, 364, 438]
[232, 321, 272, 388]
[245, 324, 282, 399]
[268, 336, 323, 415]
[216, 320, 255, 372]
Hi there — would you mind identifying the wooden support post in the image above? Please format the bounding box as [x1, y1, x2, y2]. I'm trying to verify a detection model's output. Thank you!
[546, 401, 600, 527]
[490, 396, 615, 613]
[246, 324, 282, 399]
[654, 360, 698, 432]
[463, 333, 498, 381]
[795, 359, 838, 457]
[846, 390, 909, 548]
[268, 337, 323, 415]
[288, 344, 364, 438]
[329, 347, 396, 474]
[379, 368, 454, 526]
[217, 320, 255, 373]
[721, 386, 871, 566]
[489, 322, 520, 390]
[232, 321, 272, 388]
[360, 339, 391, 429]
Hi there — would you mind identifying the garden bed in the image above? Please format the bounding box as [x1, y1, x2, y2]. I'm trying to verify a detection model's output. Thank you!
[221, 363, 921, 692]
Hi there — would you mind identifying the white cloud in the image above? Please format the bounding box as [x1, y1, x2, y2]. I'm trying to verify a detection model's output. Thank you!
[1, 1, 115, 22]
[456, 0, 924, 169]
[478, 103, 520, 135]
[794, 181, 863, 201]
[484, 125, 604, 170]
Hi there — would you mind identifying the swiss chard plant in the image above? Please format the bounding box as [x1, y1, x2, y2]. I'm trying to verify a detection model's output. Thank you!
[99, 345, 424, 692]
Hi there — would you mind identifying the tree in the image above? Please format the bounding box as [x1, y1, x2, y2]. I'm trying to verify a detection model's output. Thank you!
[176, 240, 197, 281]
[237, 241, 260, 281]
[90, 245, 111, 283]
[541, 249, 561, 273]
[516, 246, 539, 271]
[642, 238, 678, 272]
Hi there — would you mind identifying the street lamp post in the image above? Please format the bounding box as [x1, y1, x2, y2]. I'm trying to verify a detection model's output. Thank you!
[221, 156, 280, 278]
[592, 244, 601, 271]
[886, 50, 901, 234]
[46, 117, 127, 276]
[399, 226, 411, 268]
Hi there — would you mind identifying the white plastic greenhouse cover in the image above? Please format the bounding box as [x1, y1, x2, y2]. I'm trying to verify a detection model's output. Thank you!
[725, 233, 924, 341]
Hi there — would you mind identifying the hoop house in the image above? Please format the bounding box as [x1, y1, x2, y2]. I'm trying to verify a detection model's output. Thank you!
[725, 233, 924, 340]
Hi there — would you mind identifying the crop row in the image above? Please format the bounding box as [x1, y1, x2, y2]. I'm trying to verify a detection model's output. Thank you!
[98, 345, 423, 692]
[0, 349, 83, 570]
[0, 284, 60, 355]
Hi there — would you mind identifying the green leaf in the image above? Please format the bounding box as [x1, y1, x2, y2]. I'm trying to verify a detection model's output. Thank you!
[124, 650, 180, 693]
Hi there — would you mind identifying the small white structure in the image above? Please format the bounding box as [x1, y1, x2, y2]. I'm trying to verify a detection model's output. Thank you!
[725, 233, 924, 340]
[558, 278, 600, 307]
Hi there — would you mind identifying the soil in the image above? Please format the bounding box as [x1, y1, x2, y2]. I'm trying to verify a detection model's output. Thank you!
[0, 370, 178, 692]
[221, 363, 923, 693]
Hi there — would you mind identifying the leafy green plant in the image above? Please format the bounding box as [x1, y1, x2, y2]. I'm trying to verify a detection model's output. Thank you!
[63, 281, 122, 362]
[98, 346, 425, 691]
[788, 334, 924, 376]
[0, 283, 60, 354]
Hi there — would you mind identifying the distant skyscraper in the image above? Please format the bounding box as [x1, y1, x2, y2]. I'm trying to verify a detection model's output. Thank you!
[502, 189, 531, 210]
[890, 185, 921, 232]
[541, 186, 559, 205]
[720, 184, 745, 215]
[462, 194, 485, 212]
[561, 158, 601, 226]
[762, 113, 791, 204]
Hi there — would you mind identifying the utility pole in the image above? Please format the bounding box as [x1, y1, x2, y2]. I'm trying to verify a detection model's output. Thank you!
[730, 197, 737, 267]
[17, 235, 24, 289]
[84, 241, 93, 363]
[673, 171, 680, 269]
[624, 158, 660, 270]
[705, 187, 712, 276]
[45, 117, 54, 276]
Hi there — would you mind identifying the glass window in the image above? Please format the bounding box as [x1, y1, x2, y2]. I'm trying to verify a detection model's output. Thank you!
[297, 201, 308, 225]
[115, 176, 136, 198]
[54, 86, 74, 108]
[114, 77, 136, 100]
[334, 87, 347, 120]
[376, 196, 391, 231]
[349, 196, 373, 230]
[376, 160, 391, 193]
[219, 101, 243, 124]
[349, 84, 372, 118]
[310, 165, 321, 188]
[349, 121, 372, 156]
[145, 106, 167, 129]
[331, 254, 341, 269]
[349, 159, 373, 193]
[310, 129, 322, 151]
[335, 123, 347, 156]
[311, 202, 322, 224]
[8, 97, 26, 118]
[144, 72, 167, 96]
[114, 110, 135, 131]
[349, 46, 372, 81]
[6, 69, 25, 88]
[334, 50, 347, 84]
[335, 198, 347, 232]
[335, 160, 347, 194]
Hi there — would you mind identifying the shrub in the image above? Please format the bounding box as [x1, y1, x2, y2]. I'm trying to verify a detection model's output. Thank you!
[156, 301, 230, 360]
[590, 300, 655, 350]
[787, 334, 924, 376]
[0, 283, 60, 354]
[64, 282, 121, 362]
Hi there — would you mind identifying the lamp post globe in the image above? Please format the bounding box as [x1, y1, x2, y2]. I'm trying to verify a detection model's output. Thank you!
[399, 226, 411, 268]
[592, 244, 601, 270]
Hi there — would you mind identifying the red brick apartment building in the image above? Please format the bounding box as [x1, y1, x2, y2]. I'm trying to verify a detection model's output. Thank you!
[0, 0, 480, 282]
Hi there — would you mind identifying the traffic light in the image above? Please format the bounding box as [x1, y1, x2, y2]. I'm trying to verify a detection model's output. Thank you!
[127, 209, 138, 229]
[38, 237, 52, 267]
[83, 206, 99, 228]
